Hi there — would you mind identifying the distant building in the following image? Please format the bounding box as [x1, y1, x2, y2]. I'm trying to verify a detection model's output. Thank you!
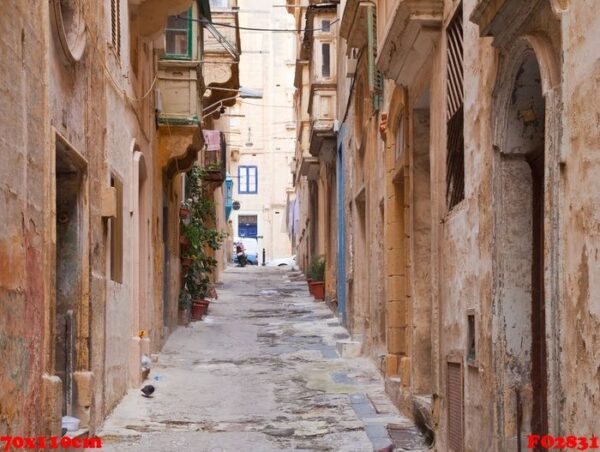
[226, 0, 296, 264]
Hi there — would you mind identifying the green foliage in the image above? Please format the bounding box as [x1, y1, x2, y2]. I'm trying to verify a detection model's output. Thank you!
[307, 255, 325, 282]
[179, 292, 192, 310]
[180, 165, 227, 300]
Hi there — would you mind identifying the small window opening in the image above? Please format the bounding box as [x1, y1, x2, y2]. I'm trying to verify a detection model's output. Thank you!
[110, 175, 123, 283]
[467, 312, 476, 364]
[322, 20, 331, 32]
[322, 43, 331, 78]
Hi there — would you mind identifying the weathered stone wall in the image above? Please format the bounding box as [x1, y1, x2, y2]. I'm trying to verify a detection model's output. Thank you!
[430, 2, 497, 450]
[559, 0, 600, 437]
[0, 0, 50, 437]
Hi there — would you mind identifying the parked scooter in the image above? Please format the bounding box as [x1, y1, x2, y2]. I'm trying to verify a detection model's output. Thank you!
[236, 244, 248, 267]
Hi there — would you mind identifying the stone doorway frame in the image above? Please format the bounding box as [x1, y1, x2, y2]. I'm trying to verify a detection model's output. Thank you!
[490, 34, 562, 449]
[46, 129, 92, 431]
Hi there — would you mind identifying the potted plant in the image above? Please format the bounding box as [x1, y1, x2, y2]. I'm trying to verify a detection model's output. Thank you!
[187, 261, 212, 320]
[178, 293, 191, 326]
[181, 255, 193, 268]
[307, 255, 325, 301]
[179, 231, 190, 250]
[179, 200, 191, 219]
[179, 166, 227, 321]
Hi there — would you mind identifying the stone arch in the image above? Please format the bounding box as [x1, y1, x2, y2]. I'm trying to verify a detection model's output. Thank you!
[491, 34, 561, 449]
[130, 141, 150, 387]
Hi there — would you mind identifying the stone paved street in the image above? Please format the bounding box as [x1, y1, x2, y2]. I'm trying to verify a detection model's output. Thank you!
[96, 267, 428, 451]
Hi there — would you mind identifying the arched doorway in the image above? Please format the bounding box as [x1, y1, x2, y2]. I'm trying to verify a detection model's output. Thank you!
[493, 45, 548, 449]
[130, 146, 149, 386]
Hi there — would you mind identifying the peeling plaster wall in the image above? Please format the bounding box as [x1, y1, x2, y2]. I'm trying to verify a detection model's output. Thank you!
[0, 0, 50, 437]
[560, 0, 600, 437]
[432, 1, 498, 450]
[0, 0, 200, 437]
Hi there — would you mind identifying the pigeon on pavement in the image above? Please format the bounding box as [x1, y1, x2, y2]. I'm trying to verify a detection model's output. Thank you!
[141, 385, 155, 398]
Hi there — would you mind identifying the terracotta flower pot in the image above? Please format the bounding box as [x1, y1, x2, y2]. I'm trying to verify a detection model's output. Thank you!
[179, 207, 191, 219]
[191, 300, 208, 321]
[306, 278, 314, 294]
[179, 234, 190, 250]
[309, 281, 325, 301]
[181, 256, 193, 268]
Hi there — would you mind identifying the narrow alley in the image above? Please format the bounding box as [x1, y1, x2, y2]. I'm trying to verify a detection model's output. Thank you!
[2, 1, 600, 450]
[97, 267, 428, 451]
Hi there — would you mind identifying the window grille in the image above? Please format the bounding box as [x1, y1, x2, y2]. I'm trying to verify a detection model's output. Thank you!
[446, 4, 464, 210]
[111, 0, 121, 57]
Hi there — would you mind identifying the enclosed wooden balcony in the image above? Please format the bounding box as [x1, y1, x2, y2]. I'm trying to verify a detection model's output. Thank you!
[308, 85, 337, 162]
[202, 6, 241, 116]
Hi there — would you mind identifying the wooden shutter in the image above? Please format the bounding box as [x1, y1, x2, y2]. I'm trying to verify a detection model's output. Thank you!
[447, 362, 464, 452]
[446, 4, 464, 209]
[111, 0, 121, 57]
[367, 6, 383, 111]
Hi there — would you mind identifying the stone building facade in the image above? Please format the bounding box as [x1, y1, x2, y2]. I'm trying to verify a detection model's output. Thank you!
[0, 0, 237, 438]
[226, 0, 295, 265]
[288, 0, 600, 450]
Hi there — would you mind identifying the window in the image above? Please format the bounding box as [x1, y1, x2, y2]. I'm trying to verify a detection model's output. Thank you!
[110, 175, 123, 283]
[238, 166, 258, 194]
[467, 311, 476, 364]
[209, 0, 229, 8]
[446, 4, 464, 210]
[322, 43, 331, 78]
[111, 0, 121, 57]
[322, 20, 331, 32]
[165, 9, 192, 59]
[395, 115, 405, 162]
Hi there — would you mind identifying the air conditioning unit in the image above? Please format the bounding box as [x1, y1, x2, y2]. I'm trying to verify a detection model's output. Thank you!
[346, 48, 359, 78]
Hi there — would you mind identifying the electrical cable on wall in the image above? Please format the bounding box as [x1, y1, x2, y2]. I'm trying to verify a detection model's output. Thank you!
[182, 16, 339, 32]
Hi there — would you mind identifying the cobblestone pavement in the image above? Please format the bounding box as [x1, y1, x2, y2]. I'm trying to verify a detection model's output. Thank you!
[95, 267, 429, 451]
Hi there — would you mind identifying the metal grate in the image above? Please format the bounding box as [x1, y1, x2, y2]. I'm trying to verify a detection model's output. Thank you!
[111, 0, 121, 57]
[447, 362, 464, 452]
[446, 4, 464, 209]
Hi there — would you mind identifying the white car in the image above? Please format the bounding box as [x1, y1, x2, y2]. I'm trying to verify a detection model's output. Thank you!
[266, 255, 297, 268]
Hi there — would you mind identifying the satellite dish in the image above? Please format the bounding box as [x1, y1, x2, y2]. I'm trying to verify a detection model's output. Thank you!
[232, 201, 241, 211]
